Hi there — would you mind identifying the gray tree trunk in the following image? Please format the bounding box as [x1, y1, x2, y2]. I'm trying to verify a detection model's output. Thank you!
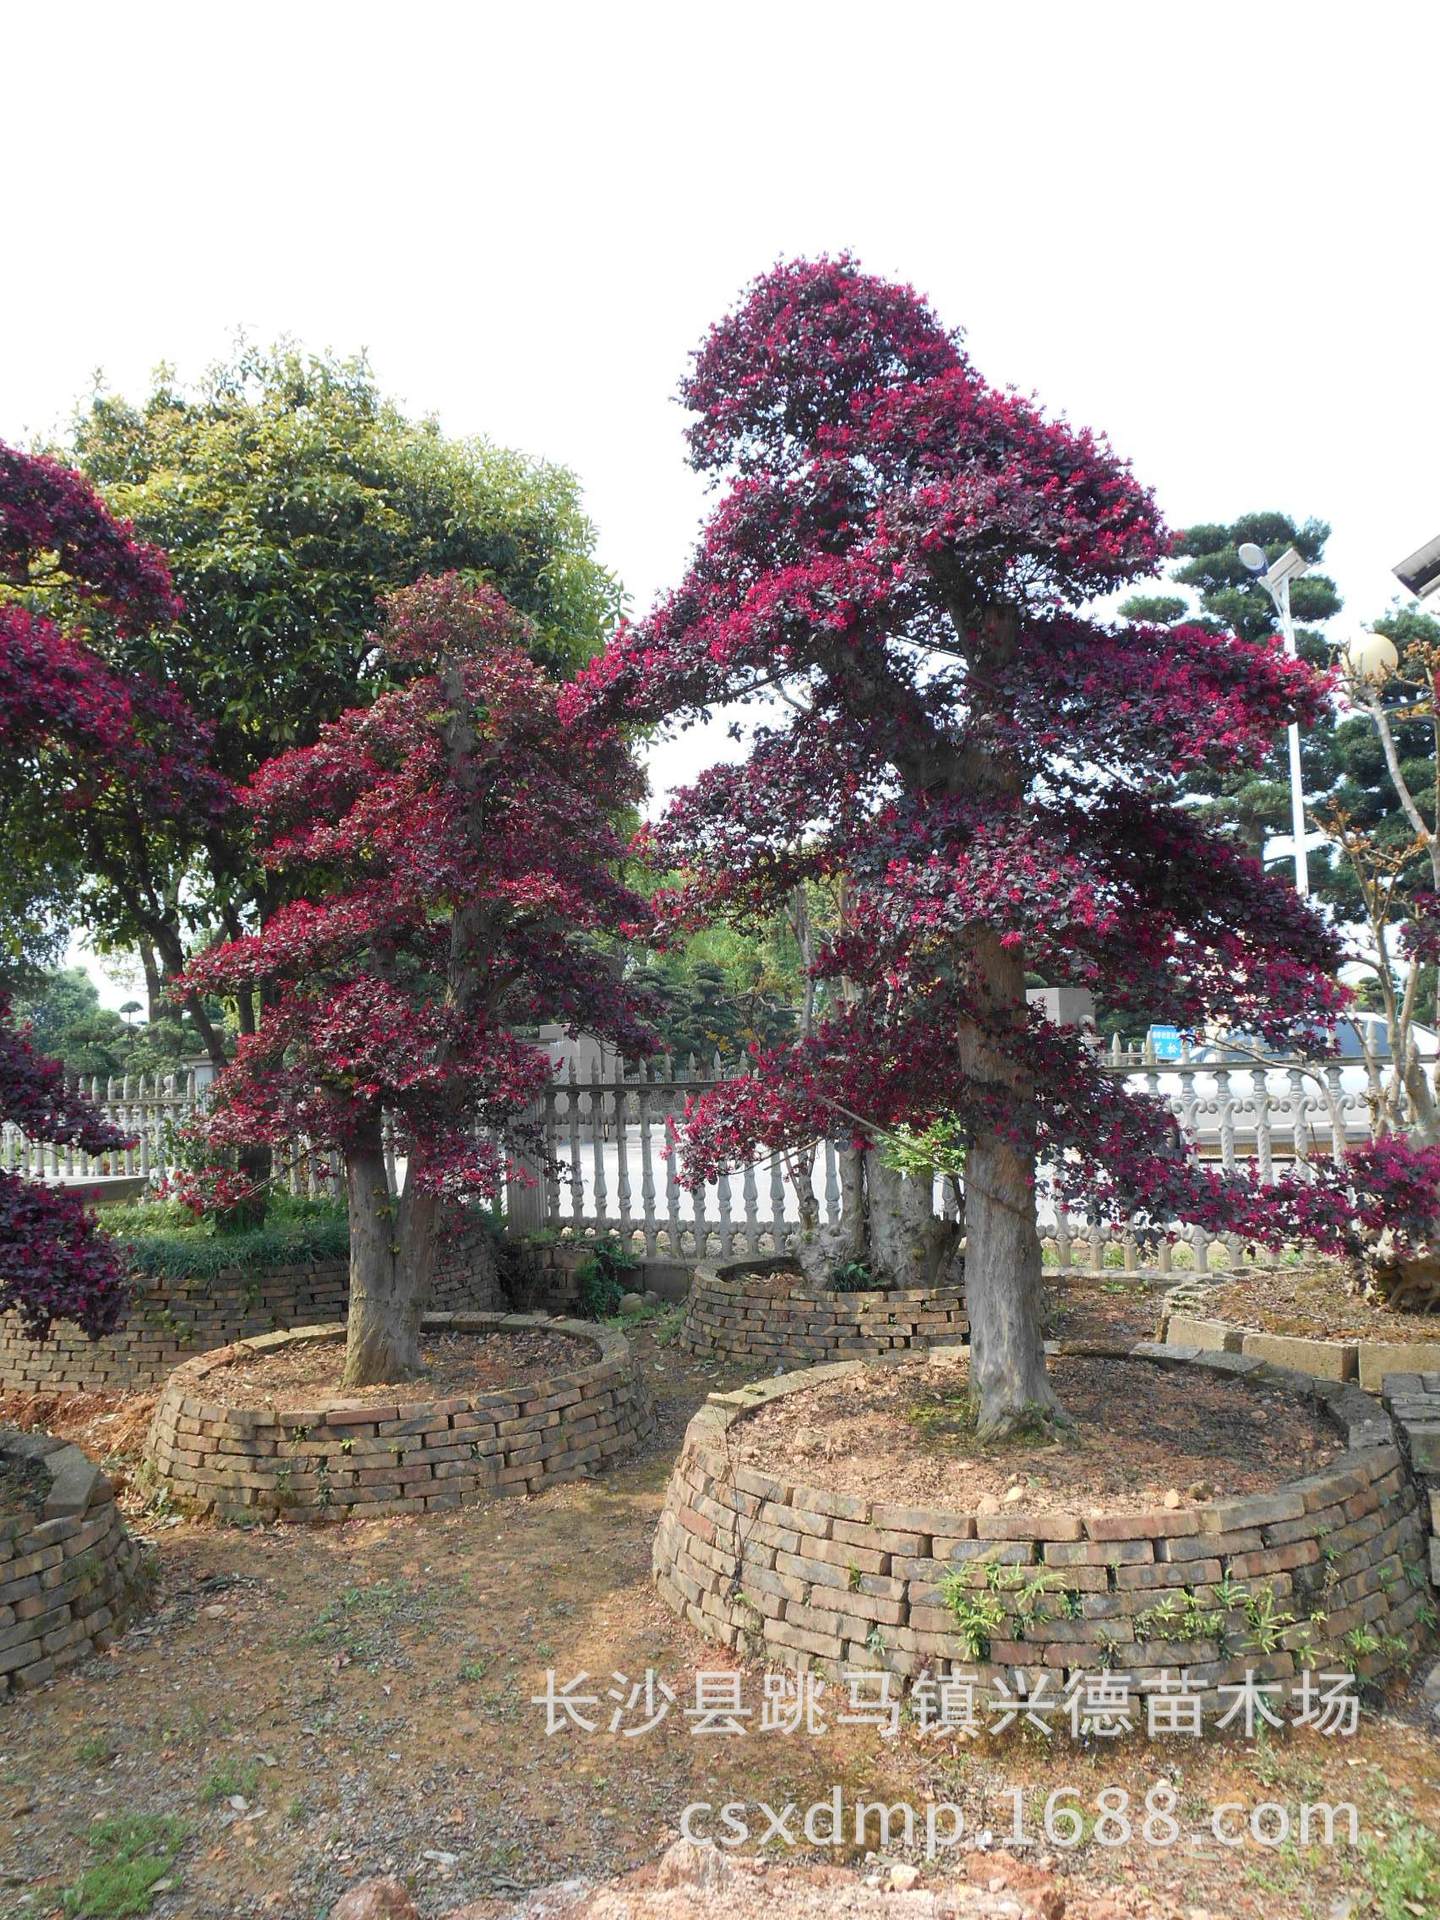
[867, 1160, 961, 1289]
[342, 1142, 439, 1387]
[794, 1147, 867, 1286]
[958, 933, 1065, 1438]
[794, 1150, 960, 1290]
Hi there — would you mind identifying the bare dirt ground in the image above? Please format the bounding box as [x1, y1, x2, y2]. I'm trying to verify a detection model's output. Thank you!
[1, 1307, 1436, 1920]
[1204, 1265, 1440, 1345]
[1043, 1280, 1167, 1347]
[210, 1330, 595, 1409]
[731, 1354, 1339, 1510]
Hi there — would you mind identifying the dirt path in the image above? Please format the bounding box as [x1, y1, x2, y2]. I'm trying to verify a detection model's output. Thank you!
[1, 1309, 1437, 1920]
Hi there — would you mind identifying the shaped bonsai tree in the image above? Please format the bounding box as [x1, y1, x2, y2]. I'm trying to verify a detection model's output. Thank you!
[187, 575, 656, 1386]
[568, 257, 1359, 1437]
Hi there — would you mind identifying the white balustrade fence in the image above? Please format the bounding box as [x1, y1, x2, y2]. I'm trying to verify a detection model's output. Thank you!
[1, 1069, 341, 1200]
[516, 1043, 1416, 1273]
[1, 1070, 206, 1188]
[7, 1042, 1418, 1274]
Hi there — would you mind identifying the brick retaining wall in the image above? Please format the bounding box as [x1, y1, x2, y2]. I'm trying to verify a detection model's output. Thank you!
[145, 1312, 656, 1523]
[678, 1257, 967, 1366]
[653, 1341, 1429, 1715]
[0, 1207, 505, 1396]
[1159, 1281, 1440, 1391]
[1, 1433, 148, 1697]
[1381, 1370, 1440, 1590]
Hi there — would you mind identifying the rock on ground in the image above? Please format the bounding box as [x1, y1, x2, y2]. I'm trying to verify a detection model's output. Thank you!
[332, 1879, 422, 1920]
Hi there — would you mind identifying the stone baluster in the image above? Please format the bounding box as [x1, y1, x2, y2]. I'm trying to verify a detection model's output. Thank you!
[1259, 1067, 1282, 1182]
[563, 1062, 583, 1228]
[589, 1058, 608, 1232]
[822, 1138, 840, 1227]
[716, 1159, 734, 1260]
[1289, 1065, 1310, 1169]
[1054, 1194, 1072, 1271]
[1324, 1062, 1347, 1165]
[614, 1082, 633, 1250]
[664, 1088, 683, 1258]
[741, 1154, 759, 1259]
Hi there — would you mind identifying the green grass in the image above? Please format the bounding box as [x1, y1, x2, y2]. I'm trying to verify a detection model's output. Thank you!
[1363, 1812, 1440, 1920]
[97, 1192, 348, 1280]
[199, 1759, 259, 1805]
[60, 1814, 187, 1918]
[298, 1577, 451, 1665]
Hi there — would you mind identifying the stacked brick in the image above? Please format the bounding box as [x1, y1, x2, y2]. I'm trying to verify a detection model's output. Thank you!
[0, 1261, 350, 1395]
[679, 1259, 967, 1367]
[1, 1434, 148, 1697]
[0, 1225, 502, 1395]
[1381, 1370, 1440, 1590]
[653, 1343, 1428, 1715]
[145, 1312, 655, 1523]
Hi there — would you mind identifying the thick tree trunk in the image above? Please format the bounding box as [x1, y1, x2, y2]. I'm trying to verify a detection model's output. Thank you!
[959, 933, 1066, 1439]
[795, 1151, 960, 1290]
[963, 1128, 1063, 1437]
[867, 1159, 961, 1289]
[795, 1147, 867, 1286]
[342, 1143, 438, 1387]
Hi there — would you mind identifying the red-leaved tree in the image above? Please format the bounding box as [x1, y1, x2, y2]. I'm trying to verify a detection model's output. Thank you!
[567, 257, 1367, 1436]
[0, 444, 223, 1337]
[1, 443, 234, 1041]
[0, 999, 132, 1337]
[187, 575, 656, 1386]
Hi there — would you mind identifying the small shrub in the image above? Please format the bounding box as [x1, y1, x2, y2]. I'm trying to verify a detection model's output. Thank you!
[939, 1572, 1007, 1660]
[574, 1234, 635, 1319]
[828, 1259, 879, 1293]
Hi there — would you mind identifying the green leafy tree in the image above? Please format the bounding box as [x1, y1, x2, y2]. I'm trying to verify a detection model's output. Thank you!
[630, 882, 838, 1064]
[1116, 515, 1439, 1033]
[8, 966, 101, 1059]
[49, 343, 622, 1058]
[9, 966, 222, 1077]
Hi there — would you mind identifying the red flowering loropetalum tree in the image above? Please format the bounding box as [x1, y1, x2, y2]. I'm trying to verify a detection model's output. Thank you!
[0, 995, 133, 1338]
[184, 575, 657, 1387]
[0, 445, 229, 1336]
[565, 256, 1372, 1438]
[0, 444, 234, 1049]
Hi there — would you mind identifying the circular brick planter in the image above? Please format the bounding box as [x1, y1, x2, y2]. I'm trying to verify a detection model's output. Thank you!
[654, 1340, 1430, 1718]
[1160, 1281, 1440, 1391]
[679, 1256, 967, 1367]
[1, 1433, 148, 1697]
[0, 1206, 505, 1396]
[146, 1311, 656, 1523]
[0, 1259, 352, 1396]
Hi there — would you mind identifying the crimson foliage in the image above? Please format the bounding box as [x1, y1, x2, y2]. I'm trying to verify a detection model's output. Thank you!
[0, 445, 211, 1334]
[568, 257, 1405, 1253]
[187, 574, 656, 1198]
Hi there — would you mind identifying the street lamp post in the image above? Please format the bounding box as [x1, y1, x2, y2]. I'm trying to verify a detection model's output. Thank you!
[1239, 542, 1312, 896]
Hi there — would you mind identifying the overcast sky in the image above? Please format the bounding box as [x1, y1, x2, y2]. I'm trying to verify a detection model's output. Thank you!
[6, 2, 1437, 1002]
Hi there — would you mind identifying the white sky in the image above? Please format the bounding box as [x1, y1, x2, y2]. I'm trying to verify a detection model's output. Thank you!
[6, 1, 1437, 1006]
